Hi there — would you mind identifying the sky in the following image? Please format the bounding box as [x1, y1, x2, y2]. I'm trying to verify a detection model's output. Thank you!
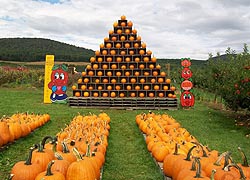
[1, 0, 250, 60]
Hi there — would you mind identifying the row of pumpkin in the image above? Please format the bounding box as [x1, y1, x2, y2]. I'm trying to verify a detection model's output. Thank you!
[136, 112, 250, 180]
[10, 112, 110, 180]
[0, 113, 50, 147]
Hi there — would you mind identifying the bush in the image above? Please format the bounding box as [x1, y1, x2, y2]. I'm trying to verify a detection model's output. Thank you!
[193, 45, 250, 112]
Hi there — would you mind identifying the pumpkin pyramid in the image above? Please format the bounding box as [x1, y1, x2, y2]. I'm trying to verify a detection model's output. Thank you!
[69, 15, 177, 109]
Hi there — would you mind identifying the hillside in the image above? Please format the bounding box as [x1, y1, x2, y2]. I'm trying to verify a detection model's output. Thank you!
[0, 38, 95, 62]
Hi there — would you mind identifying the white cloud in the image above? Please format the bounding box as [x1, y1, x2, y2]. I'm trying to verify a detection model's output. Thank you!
[0, 0, 250, 60]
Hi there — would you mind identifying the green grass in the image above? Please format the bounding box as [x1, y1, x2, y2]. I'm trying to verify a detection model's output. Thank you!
[0, 87, 249, 180]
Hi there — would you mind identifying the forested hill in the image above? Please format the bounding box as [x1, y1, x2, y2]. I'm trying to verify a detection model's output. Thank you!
[0, 38, 95, 62]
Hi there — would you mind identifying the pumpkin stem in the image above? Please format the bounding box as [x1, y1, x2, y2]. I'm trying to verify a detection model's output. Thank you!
[224, 163, 246, 180]
[72, 147, 83, 161]
[173, 143, 179, 155]
[41, 136, 54, 148]
[86, 144, 91, 157]
[55, 152, 64, 160]
[7, 174, 14, 180]
[62, 142, 70, 153]
[213, 151, 228, 166]
[24, 146, 37, 165]
[194, 158, 203, 178]
[210, 169, 216, 180]
[238, 147, 249, 167]
[185, 145, 196, 161]
[45, 160, 55, 176]
[190, 157, 198, 171]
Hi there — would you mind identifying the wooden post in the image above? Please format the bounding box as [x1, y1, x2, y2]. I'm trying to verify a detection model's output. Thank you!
[166, 63, 170, 76]
[43, 55, 54, 103]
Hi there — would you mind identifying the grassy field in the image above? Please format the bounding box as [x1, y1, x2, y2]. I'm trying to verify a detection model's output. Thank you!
[0, 87, 249, 180]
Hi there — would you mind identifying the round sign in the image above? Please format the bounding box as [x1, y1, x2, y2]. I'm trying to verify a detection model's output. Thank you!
[181, 80, 193, 91]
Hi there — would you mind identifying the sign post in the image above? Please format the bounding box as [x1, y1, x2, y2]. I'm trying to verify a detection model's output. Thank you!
[43, 55, 54, 104]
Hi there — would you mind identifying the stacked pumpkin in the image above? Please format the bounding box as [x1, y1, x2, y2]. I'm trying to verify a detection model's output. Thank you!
[10, 112, 110, 180]
[0, 112, 50, 148]
[72, 15, 177, 99]
[136, 112, 250, 180]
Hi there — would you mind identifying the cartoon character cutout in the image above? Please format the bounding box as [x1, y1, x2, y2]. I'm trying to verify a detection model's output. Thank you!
[181, 59, 192, 68]
[48, 64, 68, 103]
[180, 91, 195, 107]
[181, 67, 193, 80]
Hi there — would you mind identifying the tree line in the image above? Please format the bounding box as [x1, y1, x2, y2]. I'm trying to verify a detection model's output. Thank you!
[0, 38, 95, 62]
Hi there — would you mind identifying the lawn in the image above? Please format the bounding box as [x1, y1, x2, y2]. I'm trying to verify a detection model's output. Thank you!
[0, 87, 249, 180]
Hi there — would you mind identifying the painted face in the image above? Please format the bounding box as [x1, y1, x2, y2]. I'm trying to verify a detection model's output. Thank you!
[180, 91, 195, 107]
[181, 67, 192, 79]
[51, 68, 68, 86]
[181, 79, 193, 91]
[181, 59, 192, 67]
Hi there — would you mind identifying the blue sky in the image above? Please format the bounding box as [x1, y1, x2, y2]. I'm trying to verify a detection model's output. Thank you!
[33, 0, 61, 4]
[1, 0, 250, 60]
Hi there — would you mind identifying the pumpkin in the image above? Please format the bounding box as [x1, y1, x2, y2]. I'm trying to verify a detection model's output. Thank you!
[95, 79, 100, 83]
[129, 36, 134, 41]
[117, 29, 122, 34]
[97, 57, 103, 62]
[111, 36, 117, 41]
[115, 43, 121, 48]
[120, 36, 126, 41]
[102, 64, 108, 69]
[139, 92, 145, 98]
[31, 144, 54, 171]
[171, 146, 196, 180]
[129, 50, 134, 55]
[106, 43, 112, 48]
[121, 22, 126, 27]
[141, 43, 146, 48]
[125, 43, 130, 48]
[110, 92, 116, 98]
[51, 153, 70, 177]
[133, 29, 138, 34]
[135, 86, 140, 90]
[126, 85, 132, 90]
[66, 148, 96, 180]
[99, 43, 104, 48]
[11, 147, 43, 180]
[140, 78, 145, 83]
[0, 120, 11, 145]
[116, 57, 122, 62]
[127, 21, 133, 27]
[74, 92, 80, 97]
[176, 157, 208, 180]
[139, 49, 145, 55]
[111, 78, 116, 84]
[83, 92, 89, 97]
[72, 85, 77, 90]
[116, 71, 122, 76]
[125, 57, 131, 62]
[134, 43, 139, 48]
[106, 57, 112, 62]
[89, 57, 96, 63]
[35, 161, 65, 180]
[151, 57, 157, 63]
[111, 64, 117, 69]
[120, 50, 126, 55]
[125, 71, 130, 76]
[57, 141, 76, 163]
[130, 92, 136, 97]
[149, 92, 154, 98]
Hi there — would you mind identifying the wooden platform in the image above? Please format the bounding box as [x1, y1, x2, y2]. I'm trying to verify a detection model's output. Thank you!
[68, 97, 178, 110]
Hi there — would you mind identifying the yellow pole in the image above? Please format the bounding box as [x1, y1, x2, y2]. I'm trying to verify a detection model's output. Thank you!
[43, 55, 54, 103]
